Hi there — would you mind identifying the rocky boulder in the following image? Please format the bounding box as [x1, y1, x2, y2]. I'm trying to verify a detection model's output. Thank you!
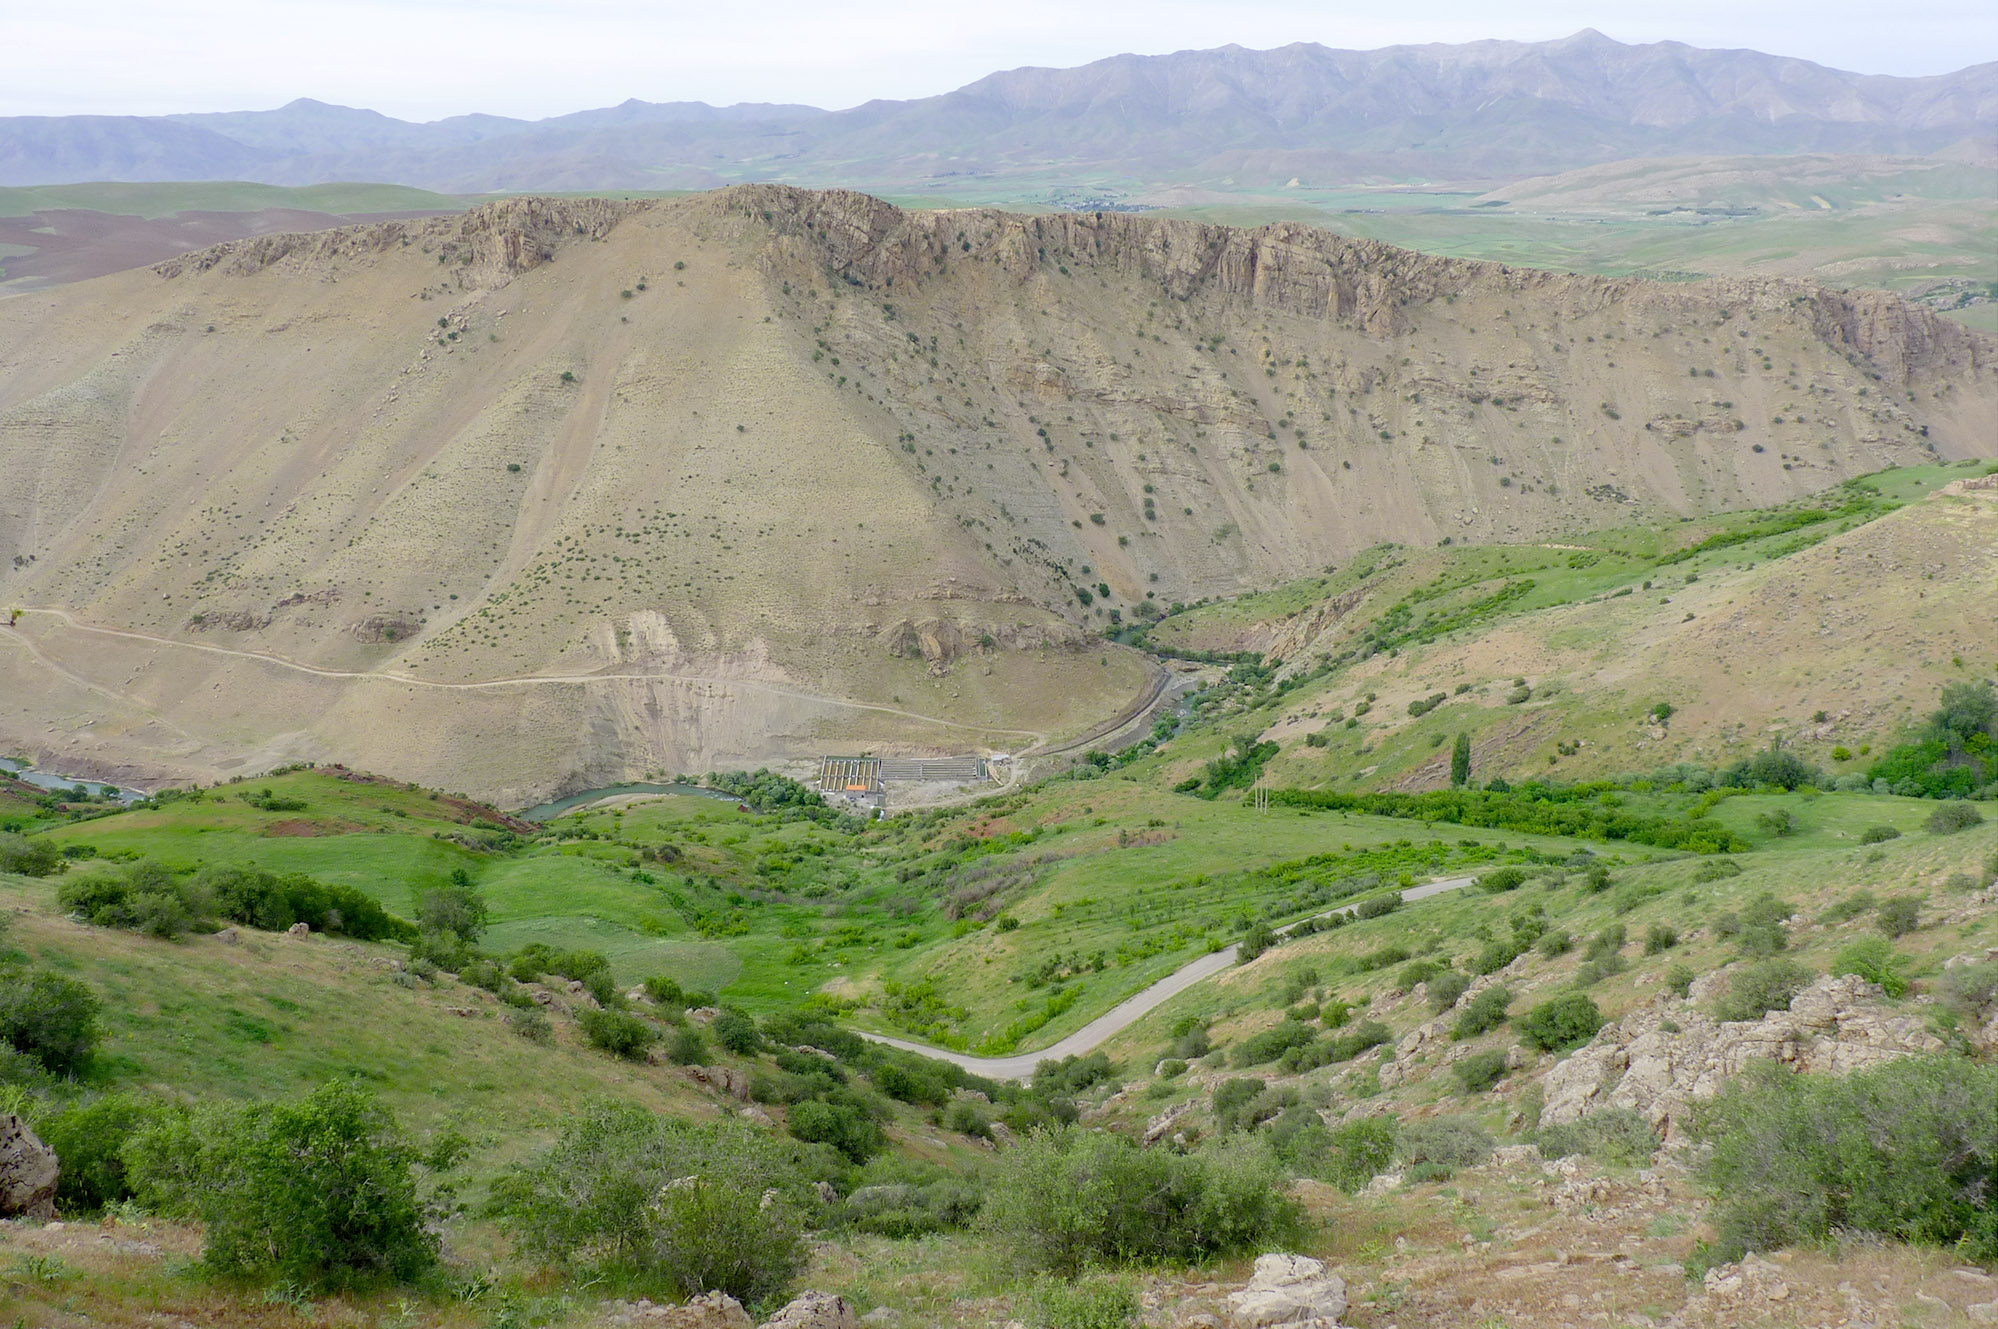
[1226, 1253, 1348, 1328]
[616, 1291, 753, 1327]
[682, 1065, 752, 1103]
[0, 1113, 59, 1219]
[1541, 973, 1944, 1136]
[759, 1291, 859, 1329]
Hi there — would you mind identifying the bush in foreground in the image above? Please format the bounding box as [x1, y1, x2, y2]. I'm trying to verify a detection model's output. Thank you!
[985, 1126, 1300, 1277]
[127, 1081, 447, 1288]
[1691, 1056, 1998, 1264]
[492, 1100, 811, 1305]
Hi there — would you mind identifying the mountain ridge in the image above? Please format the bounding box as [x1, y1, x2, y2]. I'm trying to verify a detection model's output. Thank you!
[4, 33, 1993, 191]
[1, 186, 1992, 799]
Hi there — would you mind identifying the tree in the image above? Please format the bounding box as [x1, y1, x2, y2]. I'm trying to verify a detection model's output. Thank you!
[1450, 732, 1472, 787]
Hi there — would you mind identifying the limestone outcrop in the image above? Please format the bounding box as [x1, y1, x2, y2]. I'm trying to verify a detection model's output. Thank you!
[0, 1112, 58, 1219]
[1226, 1253, 1349, 1328]
[1540, 973, 1945, 1135]
[759, 1291, 860, 1329]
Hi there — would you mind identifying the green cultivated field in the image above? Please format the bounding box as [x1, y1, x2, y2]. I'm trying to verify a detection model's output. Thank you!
[0, 180, 466, 219]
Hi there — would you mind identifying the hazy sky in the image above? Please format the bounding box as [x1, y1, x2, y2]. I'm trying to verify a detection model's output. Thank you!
[10, 0, 1996, 120]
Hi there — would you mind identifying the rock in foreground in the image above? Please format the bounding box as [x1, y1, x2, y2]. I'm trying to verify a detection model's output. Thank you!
[1227, 1253, 1349, 1328]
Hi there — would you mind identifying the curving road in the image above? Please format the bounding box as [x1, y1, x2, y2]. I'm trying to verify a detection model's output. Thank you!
[860, 873, 1478, 1081]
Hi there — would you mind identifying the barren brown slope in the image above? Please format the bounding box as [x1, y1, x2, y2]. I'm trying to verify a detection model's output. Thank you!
[0, 187, 1992, 801]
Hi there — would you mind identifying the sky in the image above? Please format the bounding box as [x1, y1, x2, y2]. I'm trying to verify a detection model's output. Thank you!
[9, 0, 1996, 121]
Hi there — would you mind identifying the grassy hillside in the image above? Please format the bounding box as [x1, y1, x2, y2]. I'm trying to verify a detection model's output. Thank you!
[3, 463, 1996, 1324]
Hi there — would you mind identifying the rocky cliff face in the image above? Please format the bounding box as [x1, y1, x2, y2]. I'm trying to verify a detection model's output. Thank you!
[155, 195, 636, 285]
[1539, 972, 1947, 1137]
[2, 184, 1988, 798]
[715, 185, 1992, 385]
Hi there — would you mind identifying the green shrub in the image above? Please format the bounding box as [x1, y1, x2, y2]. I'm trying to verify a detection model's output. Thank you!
[1478, 867, 1527, 894]
[711, 1008, 763, 1056]
[1397, 1115, 1492, 1169]
[1021, 1274, 1140, 1329]
[1534, 1108, 1660, 1166]
[1535, 928, 1573, 958]
[32, 1093, 169, 1211]
[1691, 1056, 1998, 1264]
[492, 1100, 807, 1304]
[1875, 896, 1921, 938]
[202, 865, 413, 942]
[1291, 1116, 1391, 1192]
[1642, 924, 1678, 955]
[1664, 964, 1696, 999]
[1232, 1020, 1318, 1068]
[414, 882, 487, 944]
[0, 833, 63, 876]
[1576, 953, 1628, 987]
[665, 1027, 707, 1064]
[1832, 938, 1909, 998]
[0, 964, 101, 1075]
[1755, 808, 1796, 838]
[1820, 889, 1878, 924]
[1327, 1021, 1392, 1061]
[1471, 938, 1522, 975]
[1236, 922, 1276, 962]
[509, 1007, 552, 1043]
[984, 1126, 1301, 1276]
[788, 1097, 884, 1163]
[1454, 1048, 1508, 1093]
[1427, 971, 1471, 1012]
[1516, 993, 1605, 1053]
[1452, 987, 1511, 1040]
[1938, 962, 1998, 1020]
[578, 1007, 655, 1060]
[1924, 802, 1984, 835]
[838, 1165, 984, 1238]
[869, 1056, 953, 1106]
[643, 975, 687, 1007]
[1692, 859, 1742, 883]
[1859, 825, 1901, 845]
[1714, 959, 1813, 1022]
[58, 861, 209, 939]
[128, 1081, 445, 1288]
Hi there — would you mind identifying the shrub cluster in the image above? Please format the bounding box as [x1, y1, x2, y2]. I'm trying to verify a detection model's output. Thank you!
[1692, 1056, 1998, 1264]
[984, 1126, 1301, 1276]
[492, 1100, 818, 1304]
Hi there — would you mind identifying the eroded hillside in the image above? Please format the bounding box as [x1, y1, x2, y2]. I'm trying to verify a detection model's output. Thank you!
[0, 187, 1992, 800]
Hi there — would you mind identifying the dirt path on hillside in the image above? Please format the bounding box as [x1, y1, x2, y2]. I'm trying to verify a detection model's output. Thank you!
[861, 873, 1478, 1080]
[7, 608, 1049, 742]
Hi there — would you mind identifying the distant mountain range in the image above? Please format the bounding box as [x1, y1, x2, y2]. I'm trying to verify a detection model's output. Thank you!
[3, 31, 1994, 192]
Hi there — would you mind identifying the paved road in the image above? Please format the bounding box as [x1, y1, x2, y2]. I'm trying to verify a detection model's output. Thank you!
[860, 873, 1478, 1081]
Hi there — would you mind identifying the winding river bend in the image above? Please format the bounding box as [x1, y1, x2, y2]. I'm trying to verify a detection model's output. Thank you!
[860, 873, 1479, 1081]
